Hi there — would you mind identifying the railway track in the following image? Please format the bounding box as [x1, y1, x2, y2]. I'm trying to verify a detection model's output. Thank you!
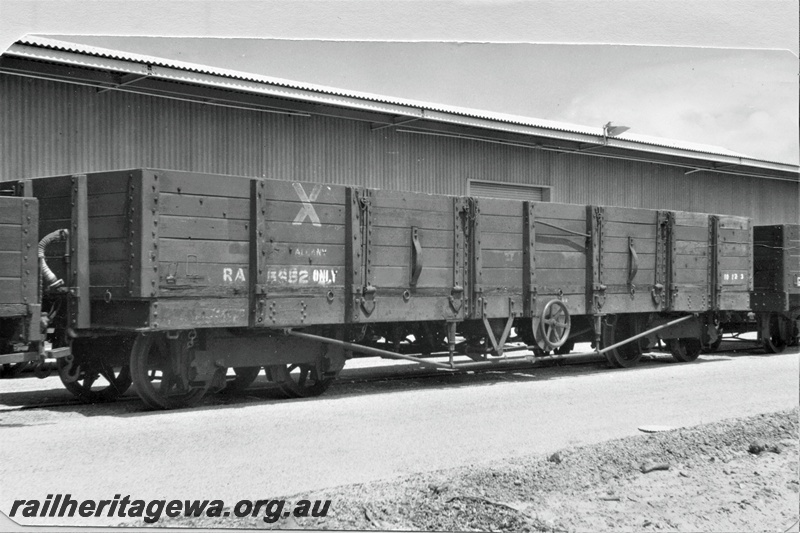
[0, 338, 772, 413]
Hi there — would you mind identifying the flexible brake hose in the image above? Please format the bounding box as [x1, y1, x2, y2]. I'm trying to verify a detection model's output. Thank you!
[38, 229, 68, 289]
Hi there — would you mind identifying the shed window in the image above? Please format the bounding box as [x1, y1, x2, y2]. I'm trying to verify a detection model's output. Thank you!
[468, 180, 551, 202]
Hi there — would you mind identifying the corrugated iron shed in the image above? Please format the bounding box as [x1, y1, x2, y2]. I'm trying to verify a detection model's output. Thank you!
[3, 36, 796, 180]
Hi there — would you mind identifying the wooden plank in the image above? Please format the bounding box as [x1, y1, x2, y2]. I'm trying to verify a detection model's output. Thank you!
[603, 222, 657, 239]
[371, 246, 452, 268]
[158, 170, 252, 198]
[483, 250, 525, 268]
[88, 215, 127, 240]
[603, 237, 657, 254]
[532, 202, 587, 221]
[673, 255, 709, 270]
[157, 263, 250, 297]
[371, 190, 453, 212]
[0, 199, 22, 224]
[89, 240, 129, 262]
[0, 279, 21, 304]
[0, 226, 21, 251]
[261, 179, 346, 205]
[160, 192, 251, 220]
[477, 232, 523, 250]
[372, 266, 451, 288]
[718, 216, 750, 230]
[719, 256, 750, 272]
[535, 268, 587, 287]
[719, 291, 750, 311]
[158, 238, 250, 264]
[675, 241, 709, 256]
[371, 207, 453, 230]
[601, 252, 656, 270]
[36, 196, 72, 220]
[372, 227, 452, 249]
[86, 170, 132, 196]
[155, 298, 250, 329]
[534, 251, 587, 270]
[39, 218, 71, 238]
[265, 221, 346, 245]
[673, 211, 709, 227]
[0, 303, 28, 318]
[159, 215, 249, 241]
[535, 235, 587, 253]
[534, 218, 587, 236]
[89, 261, 129, 287]
[719, 228, 751, 244]
[720, 243, 750, 257]
[602, 268, 656, 285]
[0, 252, 21, 278]
[674, 269, 710, 284]
[477, 215, 523, 234]
[478, 198, 525, 217]
[482, 268, 524, 288]
[265, 243, 346, 267]
[673, 225, 709, 242]
[602, 206, 657, 225]
[261, 200, 345, 225]
[30, 174, 72, 199]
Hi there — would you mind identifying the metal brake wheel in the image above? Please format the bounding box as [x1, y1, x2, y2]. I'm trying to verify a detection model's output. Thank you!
[539, 299, 571, 349]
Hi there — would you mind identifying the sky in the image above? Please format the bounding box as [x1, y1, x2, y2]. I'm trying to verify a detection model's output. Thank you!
[2, 0, 798, 165]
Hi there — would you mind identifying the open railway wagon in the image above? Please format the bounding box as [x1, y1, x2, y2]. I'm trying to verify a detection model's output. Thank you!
[711, 224, 799, 353]
[0, 191, 71, 378]
[2, 169, 754, 409]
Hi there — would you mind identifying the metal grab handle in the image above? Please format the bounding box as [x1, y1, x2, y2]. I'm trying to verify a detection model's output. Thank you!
[627, 237, 639, 285]
[410, 226, 423, 287]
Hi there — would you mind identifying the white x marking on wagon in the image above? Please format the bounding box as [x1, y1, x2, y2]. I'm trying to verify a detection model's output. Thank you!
[292, 183, 323, 227]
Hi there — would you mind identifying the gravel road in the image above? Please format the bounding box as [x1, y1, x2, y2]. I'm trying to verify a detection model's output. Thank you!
[0, 346, 797, 527]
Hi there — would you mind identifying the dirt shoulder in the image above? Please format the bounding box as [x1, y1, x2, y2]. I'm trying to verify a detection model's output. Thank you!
[158, 408, 798, 531]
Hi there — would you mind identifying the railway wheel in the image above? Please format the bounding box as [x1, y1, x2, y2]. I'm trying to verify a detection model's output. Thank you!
[669, 338, 702, 362]
[267, 363, 333, 399]
[129, 333, 206, 410]
[762, 314, 789, 354]
[223, 366, 262, 393]
[57, 357, 132, 403]
[601, 314, 643, 368]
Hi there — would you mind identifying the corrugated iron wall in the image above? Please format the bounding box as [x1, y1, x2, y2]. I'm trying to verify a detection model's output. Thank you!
[1, 74, 796, 224]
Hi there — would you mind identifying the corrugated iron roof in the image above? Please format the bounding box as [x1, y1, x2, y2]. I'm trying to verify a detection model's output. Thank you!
[7, 35, 797, 171]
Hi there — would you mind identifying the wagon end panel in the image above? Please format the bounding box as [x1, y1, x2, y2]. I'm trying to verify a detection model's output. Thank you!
[531, 202, 588, 318]
[357, 189, 464, 323]
[597, 206, 662, 314]
[255, 179, 348, 328]
[669, 211, 712, 312]
[714, 215, 752, 311]
[752, 224, 800, 312]
[0, 196, 38, 313]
